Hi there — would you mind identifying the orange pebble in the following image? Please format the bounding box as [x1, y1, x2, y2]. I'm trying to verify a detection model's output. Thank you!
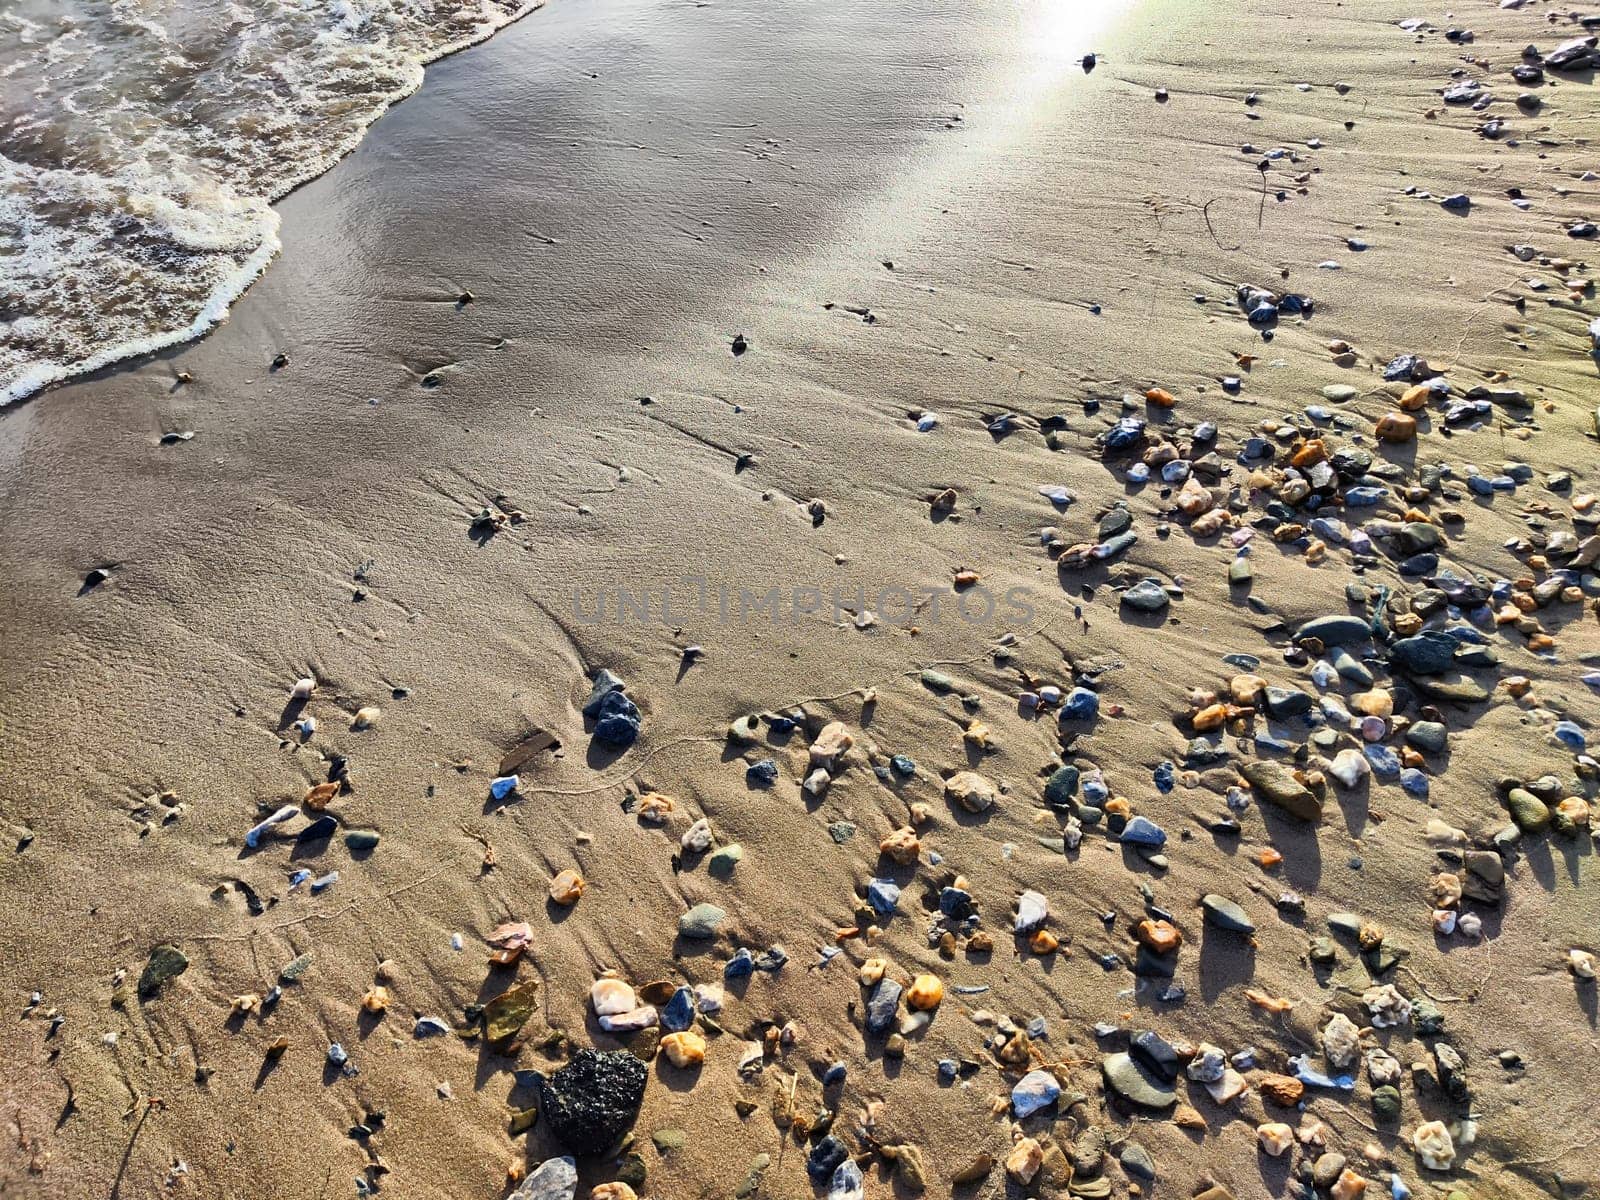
[1145, 387, 1176, 407]
[1290, 439, 1327, 468]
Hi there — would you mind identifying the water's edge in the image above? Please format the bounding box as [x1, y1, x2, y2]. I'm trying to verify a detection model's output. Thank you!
[0, 0, 544, 410]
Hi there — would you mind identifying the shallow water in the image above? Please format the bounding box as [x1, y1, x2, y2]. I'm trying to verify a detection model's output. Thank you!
[0, 0, 537, 405]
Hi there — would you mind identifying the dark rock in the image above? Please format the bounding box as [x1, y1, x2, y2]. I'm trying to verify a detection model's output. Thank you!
[138, 944, 189, 998]
[1390, 631, 1457, 676]
[1201, 894, 1256, 934]
[1405, 722, 1448, 755]
[1044, 765, 1080, 807]
[1262, 686, 1312, 719]
[1293, 615, 1370, 646]
[806, 1135, 850, 1181]
[591, 689, 642, 747]
[866, 978, 902, 1035]
[581, 670, 627, 717]
[1130, 1031, 1181, 1082]
[539, 1049, 648, 1156]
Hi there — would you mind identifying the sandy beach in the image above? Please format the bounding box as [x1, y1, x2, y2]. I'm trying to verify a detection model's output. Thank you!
[3, 0, 1598, 1197]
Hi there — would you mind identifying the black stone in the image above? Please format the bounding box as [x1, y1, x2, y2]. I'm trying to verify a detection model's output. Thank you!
[539, 1049, 648, 1156]
[1130, 1031, 1181, 1082]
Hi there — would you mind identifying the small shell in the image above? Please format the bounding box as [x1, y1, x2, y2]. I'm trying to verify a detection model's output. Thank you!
[361, 985, 389, 1013]
[290, 677, 315, 700]
[351, 706, 381, 730]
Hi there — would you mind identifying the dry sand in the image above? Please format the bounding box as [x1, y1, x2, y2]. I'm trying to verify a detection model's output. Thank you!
[2, 0, 1598, 1197]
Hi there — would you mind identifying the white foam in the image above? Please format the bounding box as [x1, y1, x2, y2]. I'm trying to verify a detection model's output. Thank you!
[0, 0, 543, 406]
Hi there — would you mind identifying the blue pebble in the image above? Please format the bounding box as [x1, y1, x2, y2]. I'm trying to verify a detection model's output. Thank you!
[746, 759, 779, 786]
[939, 886, 974, 918]
[755, 945, 788, 972]
[1346, 487, 1385, 506]
[413, 1016, 450, 1038]
[1398, 553, 1438, 576]
[661, 986, 696, 1032]
[327, 1043, 348, 1066]
[1364, 744, 1401, 779]
[1289, 1053, 1355, 1090]
[822, 1061, 847, 1087]
[591, 689, 642, 747]
[724, 948, 755, 979]
[1010, 1069, 1061, 1117]
[1153, 761, 1175, 793]
[1554, 720, 1586, 751]
[866, 877, 901, 915]
[937, 1058, 959, 1082]
[828, 1161, 864, 1200]
[890, 754, 916, 776]
[1399, 768, 1430, 798]
[1105, 418, 1145, 451]
[1027, 1016, 1049, 1039]
[1120, 815, 1167, 847]
[806, 1135, 850, 1181]
[1060, 687, 1100, 721]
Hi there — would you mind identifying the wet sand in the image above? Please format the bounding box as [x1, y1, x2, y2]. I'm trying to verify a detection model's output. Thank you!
[3, 0, 1598, 1197]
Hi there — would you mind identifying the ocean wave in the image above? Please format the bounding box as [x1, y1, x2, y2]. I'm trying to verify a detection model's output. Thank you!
[0, 0, 540, 406]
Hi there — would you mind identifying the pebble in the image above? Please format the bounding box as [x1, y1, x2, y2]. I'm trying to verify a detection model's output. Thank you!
[1201, 894, 1256, 934]
[1121, 578, 1171, 612]
[538, 1050, 647, 1156]
[1101, 1051, 1177, 1110]
[510, 1157, 578, 1200]
[1011, 1068, 1061, 1117]
[678, 904, 726, 939]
